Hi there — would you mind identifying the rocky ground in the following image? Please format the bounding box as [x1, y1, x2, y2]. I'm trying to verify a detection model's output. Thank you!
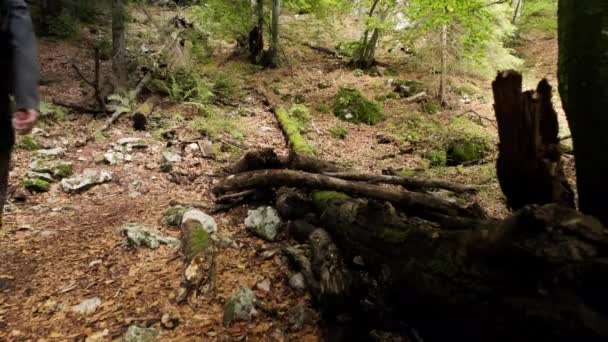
[0, 18, 573, 341]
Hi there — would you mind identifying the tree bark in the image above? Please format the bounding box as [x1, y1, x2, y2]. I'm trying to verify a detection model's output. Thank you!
[493, 71, 574, 210]
[439, 24, 448, 106]
[512, 0, 523, 24]
[268, 0, 281, 67]
[324, 172, 477, 194]
[112, 0, 129, 90]
[558, 0, 608, 225]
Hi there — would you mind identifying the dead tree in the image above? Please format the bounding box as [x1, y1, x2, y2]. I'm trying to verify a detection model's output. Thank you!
[493, 71, 574, 210]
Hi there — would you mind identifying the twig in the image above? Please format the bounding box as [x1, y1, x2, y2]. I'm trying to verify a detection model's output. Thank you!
[404, 91, 427, 102]
[215, 189, 257, 204]
[457, 109, 497, 128]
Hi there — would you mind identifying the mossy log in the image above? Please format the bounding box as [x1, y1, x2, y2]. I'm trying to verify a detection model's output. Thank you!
[212, 169, 480, 220]
[226, 148, 344, 175]
[131, 96, 159, 131]
[493, 71, 574, 210]
[297, 195, 608, 341]
[274, 107, 316, 156]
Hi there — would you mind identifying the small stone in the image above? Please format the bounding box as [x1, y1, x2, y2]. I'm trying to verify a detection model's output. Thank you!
[117, 137, 143, 146]
[185, 143, 200, 156]
[72, 297, 101, 315]
[89, 259, 103, 267]
[145, 163, 157, 170]
[85, 329, 109, 342]
[35, 147, 65, 159]
[244, 207, 282, 241]
[223, 287, 257, 326]
[162, 151, 182, 164]
[287, 304, 312, 330]
[181, 209, 217, 234]
[123, 325, 158, 342]
[23, 178, 51, 193]
[103, 151, 123, 165]
[256, 278, 271, 293]
[289, 273, 306, 291]
[353, 255, 365, 266]
[161, 312, 179, 330]
[39, 299, 61, 314]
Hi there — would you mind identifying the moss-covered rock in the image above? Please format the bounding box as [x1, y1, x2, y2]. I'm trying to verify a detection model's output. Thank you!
[23, 178, 51, 193]
[333, 88, 383, 125]
[394, 80, 425, 98]
[19, 136, 41, 151]
[311, 191, 351, 209]
[426, 151, 447, 167]
[29, 160, 73, 180]
[162, 205, 189, 227]
[182, 220, 210, 261]
[447, 141, 486, 165]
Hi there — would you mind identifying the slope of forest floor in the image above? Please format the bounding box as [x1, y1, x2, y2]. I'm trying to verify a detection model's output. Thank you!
[0, 9, 575, 341]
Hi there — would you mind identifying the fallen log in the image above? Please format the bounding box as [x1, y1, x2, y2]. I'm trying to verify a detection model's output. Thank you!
[226, 148, 345, 175]
[303, 192, 608, 341]
[493, 71, 574, 210]
[325, 171, 477, 194]
[274, 107, 316, 156]
[212, 169, 480, 219]
[131, 95, 159, 131]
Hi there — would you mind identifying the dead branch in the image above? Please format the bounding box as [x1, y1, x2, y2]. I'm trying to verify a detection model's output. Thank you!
[213, 169, 481, 219]
[324, 172, 477, 194]
[404, 91, 427, 102]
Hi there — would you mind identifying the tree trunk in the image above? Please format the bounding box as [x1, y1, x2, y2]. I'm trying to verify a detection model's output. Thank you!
[353, 0, 381, 69]
[439, 24, 448, 106]
[268, 0, 281, 67]
[558, 0, 608, 225]
[512, 0, 523, 24]
[493, 71, 574, 210]
[112, 0, 128, 91]
[249, 0, 264, 63]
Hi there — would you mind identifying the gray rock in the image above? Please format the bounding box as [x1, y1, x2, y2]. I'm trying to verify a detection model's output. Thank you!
[162, 151, 182, 164]
[72, 297, 101, 315]
[61, 169, 112, 193]
[35, 147, 65, 159]
[117, 137, 143, 146]
[223, 287, 257, 326]
[244, 207, 282, 241]
[103, 151, 124, 165]
[288, 304, 312, 330]
[29, 160, 73, 179]
[181, 209, 217, 234]
[26, 171, 54, 182]
[120, 224, 180, 249]
[289, 273, 306, 291]
[184, 143, 200, 156]
[123, 325, 158, 342]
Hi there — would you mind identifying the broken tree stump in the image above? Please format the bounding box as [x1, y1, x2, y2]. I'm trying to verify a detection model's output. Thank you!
[492, 71, 574, 210]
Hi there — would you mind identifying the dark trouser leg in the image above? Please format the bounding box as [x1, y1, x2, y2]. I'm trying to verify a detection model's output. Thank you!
[0, 149, 9, 227]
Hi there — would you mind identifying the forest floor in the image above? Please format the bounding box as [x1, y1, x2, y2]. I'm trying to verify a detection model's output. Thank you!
[0, 10, 574, 342]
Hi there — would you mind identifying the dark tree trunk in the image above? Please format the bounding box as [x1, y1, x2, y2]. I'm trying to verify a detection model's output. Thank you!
[493, 71, 574, 210]
[558, 0, 608, 225]
[112, 0, 128, 90]
[268, 0, 281, 67]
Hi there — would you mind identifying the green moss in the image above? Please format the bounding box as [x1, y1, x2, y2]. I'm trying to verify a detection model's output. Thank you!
[191, 108, 244, 141]
[426, 150, 447, 167]
[353, 69, 365, 77]
[316, 103, 330, 114]
[288, 104, 312, 127]
[275, 107, 315, 156]
[163, 206, 189, 227]
[329, 125, 349, 140]
[311, 191, 351, 209]
[380, 228, 410, 243]
[52, 163, 73, 179]
[448, 141, 485, 165]
[420, 100, 441, 114]
[23, 179, 51, 193]
[185, 222, 210, 260]
[19, 136, 41, 151]
[333, 88, 384, 125]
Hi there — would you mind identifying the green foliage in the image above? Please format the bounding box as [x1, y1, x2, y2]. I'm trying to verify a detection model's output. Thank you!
[19, 136, 41, 151]
[191, 108, 244, 141]
[316, 103, 330, 114]
[212, 74, 240, 102]
[426, 150, 447, 167]
[149, 68, 213, 104]
[23, 179, 51, 193]
[39, 101, 67, 123]
[329, 125, 348, 140]
[333, 88, 383, 125]
[190, 1, 252, 43]
[95, 38, 112, 61]
[48, 12, 79, 39]
[184, 221, 210, 260]
[335, 40, 361, 58]
[519, 0, 558, 34]
[353, 69, 365, 77]
[420, 100, 441, 114]
[447, 141, 485, 165]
